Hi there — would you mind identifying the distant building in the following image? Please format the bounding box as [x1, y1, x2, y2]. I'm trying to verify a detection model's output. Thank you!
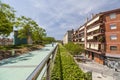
[63, 29, 74, 44]
[72, 25, 85, 45]
[0, 38, 13, 45]
[72, 8, 120, 67]
[14, 30, 32, 45]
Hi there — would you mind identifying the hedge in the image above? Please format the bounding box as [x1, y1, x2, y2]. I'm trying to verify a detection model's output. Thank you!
[51, 44, 89, 80]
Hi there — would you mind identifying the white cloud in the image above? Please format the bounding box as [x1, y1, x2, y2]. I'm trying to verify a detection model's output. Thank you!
[3, 0, 120, 40]
[25, 0, 120, 39]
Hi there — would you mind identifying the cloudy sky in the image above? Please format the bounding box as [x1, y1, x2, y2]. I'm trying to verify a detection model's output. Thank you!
[2, 0, 120, 40]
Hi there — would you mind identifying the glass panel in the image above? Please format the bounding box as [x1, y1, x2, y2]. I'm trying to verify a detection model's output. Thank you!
[110, 13, 116, 19]
[110, 24, 117, 29]
[110, 35, 117, 40]
[110, 46, 117, 50]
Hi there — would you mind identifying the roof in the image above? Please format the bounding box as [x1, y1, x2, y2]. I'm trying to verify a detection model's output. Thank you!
[100, 8, 120, 14]
[85, 8, 120, 26]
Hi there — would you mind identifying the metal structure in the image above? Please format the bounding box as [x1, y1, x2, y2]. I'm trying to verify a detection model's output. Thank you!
[26, 44, 58, 80]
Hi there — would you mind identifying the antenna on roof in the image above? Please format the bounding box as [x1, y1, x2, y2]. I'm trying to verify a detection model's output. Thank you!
[91, 13, 94, 18]
[86, 17, 89, 22]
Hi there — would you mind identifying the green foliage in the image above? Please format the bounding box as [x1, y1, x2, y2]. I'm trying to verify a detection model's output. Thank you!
[64, 42, 84, 55]
[84, 72, 92, 80]
[51, 44, 85, 80]
[0, 3, 16, 36]
[0, 44, 33, 50]
[17, 16, 36, 38]
[16, 16, 46, 44]
[43, 37, 55, 44]
[32, 26, 46, 44]
[0, 2, 53, 45]
[98, 36, 105, 42]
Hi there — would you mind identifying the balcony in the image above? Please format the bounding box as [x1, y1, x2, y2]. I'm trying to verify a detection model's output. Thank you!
[86, 43, 105, 54]
[87, 28, 104, 36]
[87, 35, 105, 42]
[75, 42, 84, 44]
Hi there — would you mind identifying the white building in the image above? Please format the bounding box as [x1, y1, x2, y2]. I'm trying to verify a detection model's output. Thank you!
[63, 29, 74, 44]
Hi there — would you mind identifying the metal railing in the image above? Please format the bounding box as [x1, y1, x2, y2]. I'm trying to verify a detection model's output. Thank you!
[26, 44, 58, 80]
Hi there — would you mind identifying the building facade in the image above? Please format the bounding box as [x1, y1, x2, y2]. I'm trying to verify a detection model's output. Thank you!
[72, 8, 120, 67]
[63, 29, 74, 44]
[14, 30, 27, 45]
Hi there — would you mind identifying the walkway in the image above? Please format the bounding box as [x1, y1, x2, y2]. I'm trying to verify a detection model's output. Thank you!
[0, 44, 57, 80]
[75, 58, 120, 80]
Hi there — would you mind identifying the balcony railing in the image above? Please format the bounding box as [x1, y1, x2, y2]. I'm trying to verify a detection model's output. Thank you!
[74, 42, 84, 44]
[87, 29, 104, 36]
[86, 43, 105, 53]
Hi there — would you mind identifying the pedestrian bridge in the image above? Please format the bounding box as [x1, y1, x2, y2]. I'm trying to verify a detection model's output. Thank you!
[0, 43, 58, 80]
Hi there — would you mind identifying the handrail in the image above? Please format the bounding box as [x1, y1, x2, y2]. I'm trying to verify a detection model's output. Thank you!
[26, 44, 58, 80]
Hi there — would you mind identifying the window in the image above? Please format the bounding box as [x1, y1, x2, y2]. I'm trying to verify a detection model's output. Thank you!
[110, 24, 117, 29]
[110, 35, 117, 40]
[110, 46, 117, 50]
[110, 13, 116, 19]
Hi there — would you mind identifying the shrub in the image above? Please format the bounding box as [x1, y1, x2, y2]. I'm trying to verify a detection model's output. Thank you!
[84, 71, 92, 80]
[51, 44, 85, 80]
[64, 42, 84, 55]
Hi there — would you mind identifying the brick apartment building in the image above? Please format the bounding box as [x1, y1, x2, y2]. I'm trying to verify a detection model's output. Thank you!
[72, 8, 120, 67]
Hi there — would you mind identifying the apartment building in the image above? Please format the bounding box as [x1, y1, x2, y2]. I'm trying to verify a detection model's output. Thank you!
[0, 38, 13, 45]
[72, 8, 120, 66]
[63, 29, 74, 44]
[72, 25, 85, 45]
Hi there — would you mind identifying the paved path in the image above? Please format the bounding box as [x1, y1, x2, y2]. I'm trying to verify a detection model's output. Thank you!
[76, 60, 120, 80]
[0, 44, 57, 80]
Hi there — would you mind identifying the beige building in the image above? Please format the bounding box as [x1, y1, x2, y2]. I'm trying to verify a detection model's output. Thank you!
[63, 29, 74, 44]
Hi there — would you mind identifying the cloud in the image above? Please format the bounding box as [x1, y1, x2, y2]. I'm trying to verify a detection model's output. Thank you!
[2, 0, 120, 40]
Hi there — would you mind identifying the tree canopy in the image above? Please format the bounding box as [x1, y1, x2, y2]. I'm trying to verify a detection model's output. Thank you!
[32, 26, 46, 44]
[16, 16, 46, 44]
[43, 37, 56, 44]
[0, 3, 15, 37]
[0, 2, 55, 45]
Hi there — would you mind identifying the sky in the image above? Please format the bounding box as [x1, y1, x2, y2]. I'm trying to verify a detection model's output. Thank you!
[2, 0, 120, 40]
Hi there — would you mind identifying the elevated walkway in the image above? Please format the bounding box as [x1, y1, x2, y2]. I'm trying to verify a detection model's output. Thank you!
[0, 44, 57, 80]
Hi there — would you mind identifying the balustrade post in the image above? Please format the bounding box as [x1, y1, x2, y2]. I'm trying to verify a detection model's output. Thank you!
[46, 58, 51, 80]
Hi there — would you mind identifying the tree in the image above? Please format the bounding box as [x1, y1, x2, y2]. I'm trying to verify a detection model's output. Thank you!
[0, 3, 15, 37]
[17, 16, 46, 44]
[43, 37, 56, 44]
[17, 16, 34, 38]
[32, 26, 46, 44]
[0, 2, 16, 45]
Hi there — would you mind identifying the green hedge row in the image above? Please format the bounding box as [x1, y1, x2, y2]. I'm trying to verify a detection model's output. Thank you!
[51, 44, 91, 80]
